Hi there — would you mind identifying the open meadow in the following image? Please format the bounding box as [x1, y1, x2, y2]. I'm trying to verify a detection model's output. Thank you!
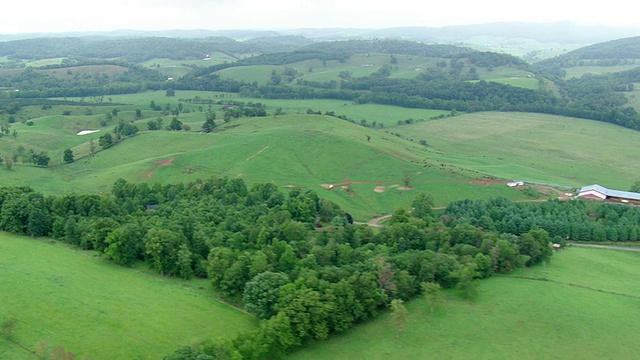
[0, 232, 256, 360]
[213, 53, 538, 90]
[563, 64, 640, 78]
[289, 246, 640, 359]
[1, 92, 531, 219]
[395, 111, 640, 190]
[3, 91, 640, 219]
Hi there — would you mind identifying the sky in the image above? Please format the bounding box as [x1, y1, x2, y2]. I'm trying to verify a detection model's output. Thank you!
[2, 0, 639, 34]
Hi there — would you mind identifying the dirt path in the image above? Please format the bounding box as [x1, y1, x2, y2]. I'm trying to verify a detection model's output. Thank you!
[570, 243, 640, 252]
[368, 214, 392, 227]
[243, 146, 269, 163]
[354, 214, 393, 228]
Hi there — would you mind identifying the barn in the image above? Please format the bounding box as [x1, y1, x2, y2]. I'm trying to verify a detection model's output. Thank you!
[576, 184, 640, 205]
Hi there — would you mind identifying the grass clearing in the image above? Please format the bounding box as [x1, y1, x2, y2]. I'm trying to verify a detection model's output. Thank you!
[5, 91, 635, 218]
[485, 77, 539, 90]
[140, 54, 238, 78]
[25, 58, 67, 67]
[37, 65, 129, 80]
[216, 65, 282, 85]
[396, 111, 640, 189]
[289, 247, 640, 359]
[0, 111, 524, 220]
[0, 232, 256, 359]
[563, 63, 640, 79]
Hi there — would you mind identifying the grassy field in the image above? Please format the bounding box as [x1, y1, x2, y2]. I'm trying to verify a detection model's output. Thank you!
[211, 53, 538, 89]
[4, 91, 638, 218]
[289, 247, 640, 359]
[25, 58, 67, 67]
[0, 232, 256, 360]
[140, 53, 238, 78]
[2, 113, 524, 220]
[563, 63, 640, 79]
[2, 92, 534, 219]
[395, 111, 640, 189]
[217, 65, 282, 85]
[483, 77, 539, 90]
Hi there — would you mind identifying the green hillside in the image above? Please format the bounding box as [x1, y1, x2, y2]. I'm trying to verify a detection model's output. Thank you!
[0, 109, 524, 220]
[289, 247, 640, 359]
[395, 111, 640, 190]
[0, 232, 256, 360]
[3, 90, 640, 218]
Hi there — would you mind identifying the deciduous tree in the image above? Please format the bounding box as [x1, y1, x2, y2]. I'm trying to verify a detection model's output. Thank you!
[421, 281, 445, 314]
[242, 271, 290, 320]
[390, 299, 408, 339]
[63, 149, 74, 164]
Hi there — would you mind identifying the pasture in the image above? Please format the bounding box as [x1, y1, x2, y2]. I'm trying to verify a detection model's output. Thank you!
[37, 65, 129, 80]
[216, 65, 282, 85]
[482, 77, 539, 90]
[2, 92, 530, 219]
[0, 232, 256, 359]
[289, 247, 640, 359]
[563, 63, 640, 79]
[2, 113, 523, 220]
[395, 111, 640, 189]
[140, 53, 238, 78]
[5, 91, 638, 218]
[211, 53, 539, 90]
[25, 58, 67, 67]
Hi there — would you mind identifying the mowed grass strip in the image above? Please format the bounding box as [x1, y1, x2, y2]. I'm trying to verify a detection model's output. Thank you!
[0, 232, 256, 360]
[289, 247, 640, 360]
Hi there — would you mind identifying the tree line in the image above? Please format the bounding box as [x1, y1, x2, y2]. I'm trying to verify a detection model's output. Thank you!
[444, 197, 640, 242]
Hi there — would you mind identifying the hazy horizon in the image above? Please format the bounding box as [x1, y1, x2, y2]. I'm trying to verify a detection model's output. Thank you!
[4, 0, 640, 35]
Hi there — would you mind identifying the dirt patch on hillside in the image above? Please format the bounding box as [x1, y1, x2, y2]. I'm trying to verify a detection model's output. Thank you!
[374, 186, 386, 193]
[397, 186, 413, 191]
[470, 177, 506, 186]
[155, 159, 174, 167]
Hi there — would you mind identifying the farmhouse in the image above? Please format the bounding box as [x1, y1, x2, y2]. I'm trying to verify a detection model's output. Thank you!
[576, 184, 640, 205]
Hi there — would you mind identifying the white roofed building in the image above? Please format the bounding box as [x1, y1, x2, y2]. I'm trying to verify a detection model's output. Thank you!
[576, 184, 640, 205]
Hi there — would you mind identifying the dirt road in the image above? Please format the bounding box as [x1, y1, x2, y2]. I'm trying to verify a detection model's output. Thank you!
[570, 243, 640, 252]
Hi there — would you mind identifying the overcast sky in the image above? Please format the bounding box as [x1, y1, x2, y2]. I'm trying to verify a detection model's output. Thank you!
[3, 0, 639, 34]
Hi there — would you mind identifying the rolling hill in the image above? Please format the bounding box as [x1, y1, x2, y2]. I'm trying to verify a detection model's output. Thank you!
[3, 90, 640, 219]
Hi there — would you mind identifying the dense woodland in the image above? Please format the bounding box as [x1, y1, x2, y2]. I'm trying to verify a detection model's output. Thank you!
[1, 179, 640, 358]
[537, 36, 640, 75]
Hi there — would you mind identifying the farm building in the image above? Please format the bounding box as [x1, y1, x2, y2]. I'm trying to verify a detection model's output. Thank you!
[576, 184, 640, 205]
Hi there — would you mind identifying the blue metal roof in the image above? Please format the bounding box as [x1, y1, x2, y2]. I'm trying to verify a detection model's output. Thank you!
[579, 184, 640, 201]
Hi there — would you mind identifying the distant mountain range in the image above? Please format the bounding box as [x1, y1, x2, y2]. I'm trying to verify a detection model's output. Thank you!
[2, 22, 638, 45]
